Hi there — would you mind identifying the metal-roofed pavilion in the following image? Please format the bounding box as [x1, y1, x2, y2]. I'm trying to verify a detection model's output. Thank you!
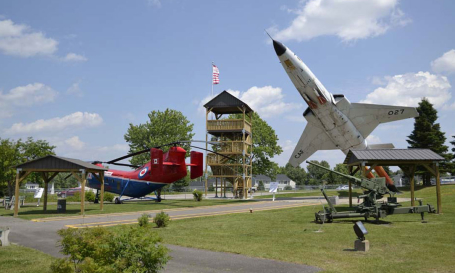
[344, 149, 445, 213]
[13, 155, 107, 217]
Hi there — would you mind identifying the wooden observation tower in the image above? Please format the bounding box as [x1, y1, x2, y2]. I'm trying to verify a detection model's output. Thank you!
[204, 91, 253, 199]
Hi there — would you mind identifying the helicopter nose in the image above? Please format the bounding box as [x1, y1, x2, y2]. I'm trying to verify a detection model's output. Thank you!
[273, 40, 287, 56]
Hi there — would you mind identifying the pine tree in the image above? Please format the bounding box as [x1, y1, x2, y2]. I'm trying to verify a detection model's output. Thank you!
[407, 98, 451, 185]
[450, 136, 455, 175]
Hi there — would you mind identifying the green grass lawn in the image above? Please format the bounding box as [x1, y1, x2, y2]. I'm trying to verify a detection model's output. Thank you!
[2, 185, 454, 272]
[255, 189, 364, 199]
[0, 198, 254, 220]
[0, 244, 55, 273]
[151, 184, 455, 273]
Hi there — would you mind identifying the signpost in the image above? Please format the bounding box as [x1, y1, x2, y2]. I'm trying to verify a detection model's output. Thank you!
[269, 182, 279, 201]
[34, 188, 44, 206]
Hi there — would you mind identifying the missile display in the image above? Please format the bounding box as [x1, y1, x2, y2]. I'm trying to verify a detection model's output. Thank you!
[271, 39, 419, 188]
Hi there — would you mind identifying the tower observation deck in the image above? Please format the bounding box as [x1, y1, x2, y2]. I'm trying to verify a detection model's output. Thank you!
[204, 91, 253, 199]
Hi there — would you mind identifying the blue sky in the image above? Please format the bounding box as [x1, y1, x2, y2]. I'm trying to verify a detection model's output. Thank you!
[1, 0, 454, 170]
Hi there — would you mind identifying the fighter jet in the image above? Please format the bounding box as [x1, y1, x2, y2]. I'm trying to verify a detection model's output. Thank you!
[271, 39, 418, 188]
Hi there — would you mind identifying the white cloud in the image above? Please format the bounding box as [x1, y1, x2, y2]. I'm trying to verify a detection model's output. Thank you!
[371, 76, 388, 85]
[270, 0, 410, 42]
[0, 19, 58, 57]
[148, 0, 161, 8]
[198, 86, 302, 118]
[0, 83, 57, 117]
[360, 71, 453, 109]
[5, 112, 103, 135]
[366, 134, 381, 144]
[67, 81, 83, 97]
[272, 139, 297, 167]
[53, 137, 129, 166]
[64, 136, 85, 150]
[431, 49, 455, 74]
[285, 115, 306, 123]
[62, 52, 88, 62]
[0, 19, 86, 61]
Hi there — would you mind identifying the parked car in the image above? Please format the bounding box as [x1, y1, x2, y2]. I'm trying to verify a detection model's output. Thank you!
[336, 185, 349, 190]
[58, 187, 82, 198]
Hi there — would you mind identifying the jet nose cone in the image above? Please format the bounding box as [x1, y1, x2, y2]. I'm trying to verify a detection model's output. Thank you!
[273, 40, 286, 56]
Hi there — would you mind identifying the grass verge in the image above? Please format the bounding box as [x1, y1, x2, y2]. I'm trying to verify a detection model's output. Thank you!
[152, 185, 455, 273]
[0, 198, 254, 220]
[0, 244, 55, 273]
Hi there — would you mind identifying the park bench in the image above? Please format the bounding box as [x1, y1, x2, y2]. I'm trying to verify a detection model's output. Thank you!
[0, 227, 10, 246]
[3, 196, 25, 210]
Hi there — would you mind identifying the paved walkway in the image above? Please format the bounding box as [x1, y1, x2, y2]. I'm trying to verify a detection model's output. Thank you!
[0, 199, 321, 273]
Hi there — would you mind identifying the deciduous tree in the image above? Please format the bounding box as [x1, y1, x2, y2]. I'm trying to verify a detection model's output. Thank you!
[281, 163, 307, 185]
[124, 109, 195, 167]
[229, 112, 283, 179]
[306, 160, 331, 185]
[0, 137, 55, 196]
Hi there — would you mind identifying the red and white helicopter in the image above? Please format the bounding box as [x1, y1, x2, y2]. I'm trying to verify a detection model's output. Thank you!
[86, 141, 228, 203]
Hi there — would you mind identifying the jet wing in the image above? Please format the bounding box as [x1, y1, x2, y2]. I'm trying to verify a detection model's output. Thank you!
[345, 103, 419, 138]
[289, 122, 337, 167]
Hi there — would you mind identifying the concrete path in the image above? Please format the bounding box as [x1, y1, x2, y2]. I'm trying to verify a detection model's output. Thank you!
[0, 199, 321, 273]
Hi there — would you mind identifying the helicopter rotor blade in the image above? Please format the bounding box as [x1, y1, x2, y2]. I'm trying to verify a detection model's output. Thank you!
[177, 140, 222, 145]
[188, 145, 235, 161]
[105, 140, 226, 165]
[106, 162, 140, 168]
[106, 148, 150, 164]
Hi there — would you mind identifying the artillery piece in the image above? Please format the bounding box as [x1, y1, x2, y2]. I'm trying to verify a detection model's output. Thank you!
[307, 161, 436, 223]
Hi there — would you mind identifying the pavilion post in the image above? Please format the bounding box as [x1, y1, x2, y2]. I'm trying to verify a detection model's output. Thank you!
[100, 171, 105, 211]
[348, 180, 352, 207]
[13, 170, 21, 217]
[435, 162, 441, 214]
[43, 180, 49, 212]
[13, 169, 31, 217]
[80, 169, 86, 216]
[409, 165, 416, 206]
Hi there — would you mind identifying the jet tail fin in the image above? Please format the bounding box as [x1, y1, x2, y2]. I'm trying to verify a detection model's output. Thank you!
[339, 102, 418, 139]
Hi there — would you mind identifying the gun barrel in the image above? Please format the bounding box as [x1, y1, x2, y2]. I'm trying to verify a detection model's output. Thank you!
[306, 161, 361, 182]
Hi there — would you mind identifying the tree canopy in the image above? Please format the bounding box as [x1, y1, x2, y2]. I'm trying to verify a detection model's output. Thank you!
[407, 98, 452, 185]
[280, 163, 307, 185]
[451, 136, 455, 175]
[229, 112, 282, 179]
[0, 137, 55, 196]
[306, 160, 332, 185]
[124, 109, 195, 167]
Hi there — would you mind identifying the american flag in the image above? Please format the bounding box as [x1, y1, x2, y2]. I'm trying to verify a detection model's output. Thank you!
[212, 64, 219, 85]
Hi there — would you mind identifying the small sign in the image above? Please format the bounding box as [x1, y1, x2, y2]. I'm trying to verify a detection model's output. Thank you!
[153, 159, 158, 164]
[34, 188, 44, 199]
[269, 182, 279, 193]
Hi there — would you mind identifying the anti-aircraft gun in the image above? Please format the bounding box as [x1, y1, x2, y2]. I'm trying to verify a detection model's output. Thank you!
[307, 161, 436, 223]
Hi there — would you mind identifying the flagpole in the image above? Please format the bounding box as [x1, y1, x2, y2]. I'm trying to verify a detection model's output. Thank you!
[211, 62, 214, 98]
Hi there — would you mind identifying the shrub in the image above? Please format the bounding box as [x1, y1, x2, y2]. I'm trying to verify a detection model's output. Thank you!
[138, 213, 150, 227]
[154, 211, 170, 228]
[103, 192, 115, 202]
[284, 185, 293, 190]
[51, 226, 169, 273]
[85, 191, 96, 202]
[192, 190, 203, 201]
[66, 192, 81, 202]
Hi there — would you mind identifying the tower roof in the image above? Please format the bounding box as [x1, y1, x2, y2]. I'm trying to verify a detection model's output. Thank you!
[204, 91, 254, 114]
